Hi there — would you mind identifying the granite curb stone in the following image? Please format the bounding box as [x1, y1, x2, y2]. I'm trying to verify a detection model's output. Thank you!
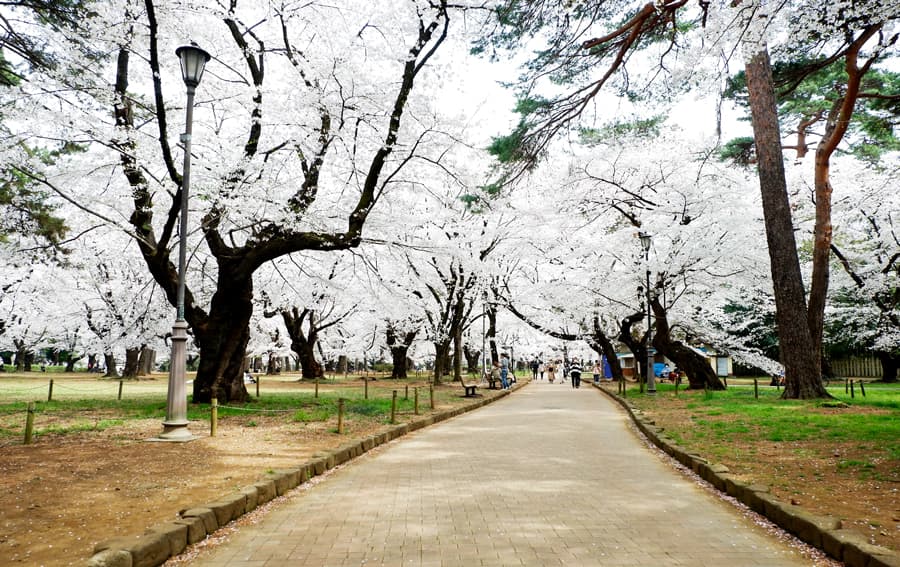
[592, 382, 899, 567]
[87, 380, 525, 566]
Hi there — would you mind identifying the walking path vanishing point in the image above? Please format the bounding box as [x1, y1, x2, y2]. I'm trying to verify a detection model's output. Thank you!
[190, 381, 820, 567]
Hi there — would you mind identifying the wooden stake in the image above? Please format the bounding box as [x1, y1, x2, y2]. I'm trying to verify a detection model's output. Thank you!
[118, 380, 123, 401]
[315, 377, 319, 399]
[414, 387, 419, 415]
[391, 390, 397, 424]
[429, 385, 435, 409]
[24, 402, 35, 445]
[47, 379, 54, 402]
[210, 398, 218, 437]
[753, 378, 758, 400]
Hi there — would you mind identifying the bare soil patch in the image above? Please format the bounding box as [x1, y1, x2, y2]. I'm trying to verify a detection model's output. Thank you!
[0, 373, 489, 566]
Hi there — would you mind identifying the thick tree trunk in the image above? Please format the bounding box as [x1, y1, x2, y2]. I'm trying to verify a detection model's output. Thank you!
[137, 346, 155, 375]
[13, 340, 27, 371]
[104, 352, 117, 378]
[122, 347, 140, 379]
[296, 343, 324, 379]
[878, 352, 899, 383]
[281, 308, 324, 380]
[337, 355, 348, 374]
[743, 41, 828, 399]
[463, 344, 480, 374]
[191, 275, 252, 404]
[651, 299, 725, 390]
[433, 340, 451, 384]
[387, 327, 417, 379]
[65, 356, 78, 372]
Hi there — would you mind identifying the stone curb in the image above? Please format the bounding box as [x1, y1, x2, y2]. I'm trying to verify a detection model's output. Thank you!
[87, 381, 521, 567]
[592, 383, 900, 567]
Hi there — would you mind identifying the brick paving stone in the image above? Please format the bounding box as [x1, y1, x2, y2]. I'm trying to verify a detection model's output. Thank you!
[191, 382, 817, 566]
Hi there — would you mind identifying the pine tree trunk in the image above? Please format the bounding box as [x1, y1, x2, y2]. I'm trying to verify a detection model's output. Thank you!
[743, 40, 828, 399]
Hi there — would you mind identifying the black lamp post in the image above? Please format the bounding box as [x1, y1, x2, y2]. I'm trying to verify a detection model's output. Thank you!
[157, 42, 210, 441]
[639, 231, 656, 394]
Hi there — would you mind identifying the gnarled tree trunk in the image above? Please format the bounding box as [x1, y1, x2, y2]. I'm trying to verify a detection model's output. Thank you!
[651, 298, 725, 390]
[386, 325, 417, 378]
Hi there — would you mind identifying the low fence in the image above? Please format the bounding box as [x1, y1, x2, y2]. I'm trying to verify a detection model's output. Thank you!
[3, 378, 439, 445]
[831, 356, 881, 379]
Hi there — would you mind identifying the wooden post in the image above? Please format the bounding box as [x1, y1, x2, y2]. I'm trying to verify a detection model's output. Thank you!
[364, 377, 369, 400]
[414, 387, 419, 415]
[117, 380, 124, 401]
[47, 379, 54, 402]
[315, 377, 319, 398]
[674, 379, 679, 397]
[24, 402, 35, 445]
[859, 380, 866, 397]
[850, 379, 855, 398]
[753, 378, 759, 400]
[337, 398, 345, 434]
[256, 377, 260, 398]
[391, 390, 397, 424]
[723, 376, 728, 388]
[405, 384, 409, 400]
[429, 384, 435, 409]
[210, 398, 218, 437]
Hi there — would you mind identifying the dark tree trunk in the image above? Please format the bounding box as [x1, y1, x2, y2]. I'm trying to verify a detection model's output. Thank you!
[744, 44, 829, 399]
[386, 325, 417, 379]
[651, 298, 725, 390]
[122, 347, 140, 379]
[452, 321, 463, 383]
[266, 354, 278, 375]
[487, 306, 498, 365]
[87, 353, 98, 371]
[65, 357, 78, 372]
[138, 346, 155, 375]
[337, 355, 348, 374]
[878, 352, 899, 383]
[191, 275, 253, 404]
[617, 312, 647, 381]
[14, 340, 27, 371]
[281, 307, 324, 380]
[591, 316, 624, 381]
[433, 340, 451, 384]
[463, 344, 480, 374]
[104, 352, 117, 378]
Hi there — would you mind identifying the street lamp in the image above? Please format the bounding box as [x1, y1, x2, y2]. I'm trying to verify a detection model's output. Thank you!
[157, 42, 211, 441]
[639, 231, 656, 394]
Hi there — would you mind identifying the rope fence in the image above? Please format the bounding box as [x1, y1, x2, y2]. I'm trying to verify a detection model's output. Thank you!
[3, 378, 444, 445]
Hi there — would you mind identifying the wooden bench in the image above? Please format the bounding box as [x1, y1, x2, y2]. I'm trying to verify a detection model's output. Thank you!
[461, 381, 480, 397]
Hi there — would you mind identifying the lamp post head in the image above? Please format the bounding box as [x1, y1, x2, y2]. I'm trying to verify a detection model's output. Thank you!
[175, 42, 211, 89]
[639, 231, 651, 253]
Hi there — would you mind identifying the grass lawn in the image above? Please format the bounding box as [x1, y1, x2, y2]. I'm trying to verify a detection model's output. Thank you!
[622, 379, 900, 551]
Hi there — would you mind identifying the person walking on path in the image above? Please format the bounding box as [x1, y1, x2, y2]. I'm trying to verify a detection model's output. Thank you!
[546, 360, 556, 383]
[530, 358, 539, 380]
[569, 358, 583, 388]
[499, 352, 510, 389]
[592, 360, 602, 384]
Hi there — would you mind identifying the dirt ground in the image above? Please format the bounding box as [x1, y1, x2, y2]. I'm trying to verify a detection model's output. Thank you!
[1, 376, 897, 566]
[0, 374, 481, 567]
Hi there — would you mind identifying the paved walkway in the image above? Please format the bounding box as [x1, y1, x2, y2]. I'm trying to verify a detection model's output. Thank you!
[193, 381, 815, 566]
